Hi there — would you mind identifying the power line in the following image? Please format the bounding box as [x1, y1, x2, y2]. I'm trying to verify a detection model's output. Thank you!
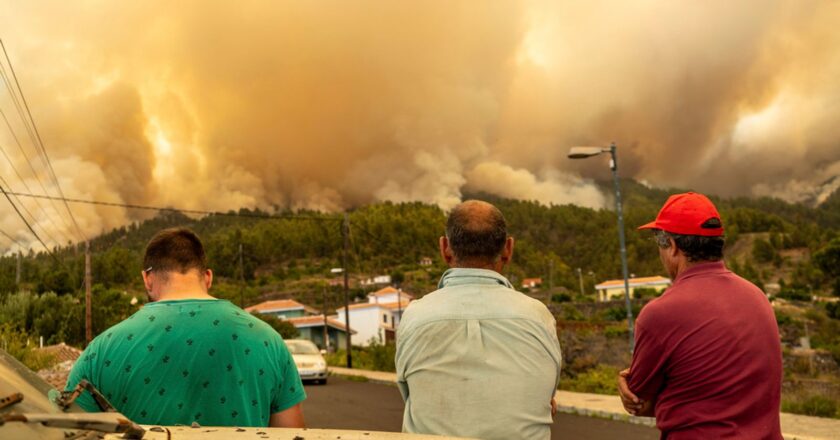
[0, 47, 78, 243]
[0, 172, 65, 248]
[0, 39, 86, 242]
[0, 183, 56, 259]
[0, 227, 25, 249]
[5, 189, 342, 222]
[0, 132, 75, 244]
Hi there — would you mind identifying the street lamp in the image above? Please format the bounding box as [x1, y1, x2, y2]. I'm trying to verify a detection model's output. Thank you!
[568, 142, 635, 352]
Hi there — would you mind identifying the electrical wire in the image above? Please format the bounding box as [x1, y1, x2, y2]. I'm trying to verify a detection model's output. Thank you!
[0, 39, 86, 242]
[4, 189, 342, 222]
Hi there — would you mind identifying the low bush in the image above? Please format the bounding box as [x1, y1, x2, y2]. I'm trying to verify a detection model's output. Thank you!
[782, 393, 839, 418]
[326, 341, 396, 372]
[559, 364, 620, 395]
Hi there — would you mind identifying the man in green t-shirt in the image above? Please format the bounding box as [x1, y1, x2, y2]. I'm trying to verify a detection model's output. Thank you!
[66, 228, 306, 427]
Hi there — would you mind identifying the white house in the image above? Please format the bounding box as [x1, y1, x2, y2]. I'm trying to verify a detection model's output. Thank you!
[246, 299, 354, 350]
[334, 286, 413, 346]
[245, 299, 319, 319]
[360, 275, 392, 287]
[595, 276, 671, 302]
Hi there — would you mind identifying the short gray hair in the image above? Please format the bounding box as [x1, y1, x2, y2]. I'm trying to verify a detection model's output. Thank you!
[446, 201, 508, 262]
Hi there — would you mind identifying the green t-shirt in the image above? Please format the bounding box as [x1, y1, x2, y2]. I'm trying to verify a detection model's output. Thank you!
[66, 299, 305, 427]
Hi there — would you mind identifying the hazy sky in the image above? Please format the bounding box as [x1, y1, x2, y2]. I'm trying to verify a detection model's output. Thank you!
[0, 1, 839, 249]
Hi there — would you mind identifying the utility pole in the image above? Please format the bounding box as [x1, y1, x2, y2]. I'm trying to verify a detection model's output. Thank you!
[609, 144, 635, 352]
[238, 243, 245, 308]
[397, 287, 402, 329]
[341, 214, 352, 368]
[322, 285, 329, 351]
[15, 251, 21, 287]
[548, 259, 554, 290]
[85, 241, 92, 345]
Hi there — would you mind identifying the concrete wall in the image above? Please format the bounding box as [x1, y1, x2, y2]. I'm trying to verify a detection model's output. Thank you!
[336, 307, 382, 346]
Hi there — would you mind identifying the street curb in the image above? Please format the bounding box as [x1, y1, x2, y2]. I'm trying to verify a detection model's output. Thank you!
[328, 366, 838, 439]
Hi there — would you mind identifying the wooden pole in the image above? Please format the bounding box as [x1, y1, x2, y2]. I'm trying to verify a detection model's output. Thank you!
[85, 241, 92, 344]
[322, 285, 329, 351]
[15, 251, 21, 286]
[342, 214, 352, 368]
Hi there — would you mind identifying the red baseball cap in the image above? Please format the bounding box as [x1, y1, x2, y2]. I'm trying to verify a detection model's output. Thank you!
[638, 192, 724, 236]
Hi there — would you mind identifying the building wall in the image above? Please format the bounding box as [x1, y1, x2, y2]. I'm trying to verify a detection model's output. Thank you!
[264, 309, 306, 319]
[292, 326, 350, 351]
[598, 284, 669, 302]
[336, 307, 382, 346]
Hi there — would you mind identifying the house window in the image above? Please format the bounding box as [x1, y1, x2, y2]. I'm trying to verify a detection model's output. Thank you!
[383, 315, 388, 323]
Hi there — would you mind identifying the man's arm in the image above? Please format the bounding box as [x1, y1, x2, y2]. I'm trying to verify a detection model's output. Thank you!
[64, 344, 101, 412]
[618, 369, 655, 416]
[269, 403, 305, 427]
[617, 317, 667, 415]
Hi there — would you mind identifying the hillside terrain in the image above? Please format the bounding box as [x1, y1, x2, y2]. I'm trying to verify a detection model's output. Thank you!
[1, 180, 840, 417]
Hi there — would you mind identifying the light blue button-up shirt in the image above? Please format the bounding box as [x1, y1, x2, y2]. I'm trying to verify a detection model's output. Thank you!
[396, 268, 562, 440]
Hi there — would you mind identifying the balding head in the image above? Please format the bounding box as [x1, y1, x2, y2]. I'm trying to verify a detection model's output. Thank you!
[445, 200, 509, 265]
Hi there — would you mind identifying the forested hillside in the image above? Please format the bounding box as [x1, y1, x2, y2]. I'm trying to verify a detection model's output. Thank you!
[1, 180, 839, 350]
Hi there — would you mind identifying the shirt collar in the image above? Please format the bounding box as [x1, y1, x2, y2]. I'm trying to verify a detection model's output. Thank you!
[438, 267, 513, 289]
[673, 260, 728, 285]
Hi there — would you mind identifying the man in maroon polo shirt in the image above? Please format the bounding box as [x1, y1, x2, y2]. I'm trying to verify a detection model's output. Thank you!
[617, 192, 783, 439]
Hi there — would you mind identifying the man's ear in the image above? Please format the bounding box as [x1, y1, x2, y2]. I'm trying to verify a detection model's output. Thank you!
[204, 269, 213, 290]
[499, 236, 514, 265]
[668, 236, 680, 258]
[439, 236, 455, 266]
[142, 271, 153, 293]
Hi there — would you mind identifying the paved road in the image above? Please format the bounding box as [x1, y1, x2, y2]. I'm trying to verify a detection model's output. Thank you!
[303, 377, 659, 440]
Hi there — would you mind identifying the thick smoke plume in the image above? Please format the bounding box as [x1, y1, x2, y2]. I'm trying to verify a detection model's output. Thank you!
[0, 1, 839, 250]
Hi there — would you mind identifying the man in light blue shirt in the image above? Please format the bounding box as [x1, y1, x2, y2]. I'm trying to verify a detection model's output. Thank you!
[396, 200, 562, 440]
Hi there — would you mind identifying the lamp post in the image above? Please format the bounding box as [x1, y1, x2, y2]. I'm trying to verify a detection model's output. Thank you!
[576, 268, 585, 297]
[568, 142, 635, 352]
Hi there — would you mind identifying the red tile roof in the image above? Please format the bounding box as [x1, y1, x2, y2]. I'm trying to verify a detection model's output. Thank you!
[369, 286, 414, 299]
[286, 315, 354, 333]
[382, 300, 411, 310]
[245, 299, 318, 314]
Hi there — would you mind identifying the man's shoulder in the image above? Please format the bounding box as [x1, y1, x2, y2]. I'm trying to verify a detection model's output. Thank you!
[403, 284, 553, 327]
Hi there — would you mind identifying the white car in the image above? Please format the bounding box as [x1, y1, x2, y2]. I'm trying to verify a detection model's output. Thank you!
[286, 339, 328, 384]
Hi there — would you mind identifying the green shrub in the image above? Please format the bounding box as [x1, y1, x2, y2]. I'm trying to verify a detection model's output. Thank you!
[604, 325, 629, 338]
[326, 341, 396, 372]
[774, 310, 794, 326]
[251, 313, 300, 339]
[552, 293, 572, 303]
[559, 364, 619, 395]
[601, 307, 627, 322]
[560, 304, 584, 321]
[778, 289, 812, 302]
[782, 393, 839, 418]
[0, 324, 55, 371]
[827, 302, 840, 320]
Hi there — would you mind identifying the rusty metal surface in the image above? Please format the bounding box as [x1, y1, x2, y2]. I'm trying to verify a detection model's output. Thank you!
[105, 426, 470, 440]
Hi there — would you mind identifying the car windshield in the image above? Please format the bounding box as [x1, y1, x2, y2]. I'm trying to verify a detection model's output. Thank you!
[286, 341, 320, 354]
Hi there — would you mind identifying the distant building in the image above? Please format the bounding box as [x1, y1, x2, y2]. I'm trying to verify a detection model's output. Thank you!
[286, 315, 354, 351]
[595, 276, 671, 302]
[521, 278, 543, 289]
[335, 286, 412, 346]
[360, 275, 392, 287]
[419, 257, 433, 266]
[247, 299, 354, 350]
[245, 299, 319, 319]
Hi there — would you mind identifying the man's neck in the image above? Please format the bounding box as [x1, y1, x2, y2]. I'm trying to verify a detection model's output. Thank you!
[154, 290, 215, 302]
[451, 261, 505, 274]
[673, 259, 720, 279]
[152, 278, 214, 302]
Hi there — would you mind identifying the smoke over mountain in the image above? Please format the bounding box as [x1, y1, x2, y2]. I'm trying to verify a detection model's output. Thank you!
[0, 1, 839, 249]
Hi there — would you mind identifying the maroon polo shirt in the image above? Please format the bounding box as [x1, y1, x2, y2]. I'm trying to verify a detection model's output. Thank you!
[628, 261, 782, 439]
